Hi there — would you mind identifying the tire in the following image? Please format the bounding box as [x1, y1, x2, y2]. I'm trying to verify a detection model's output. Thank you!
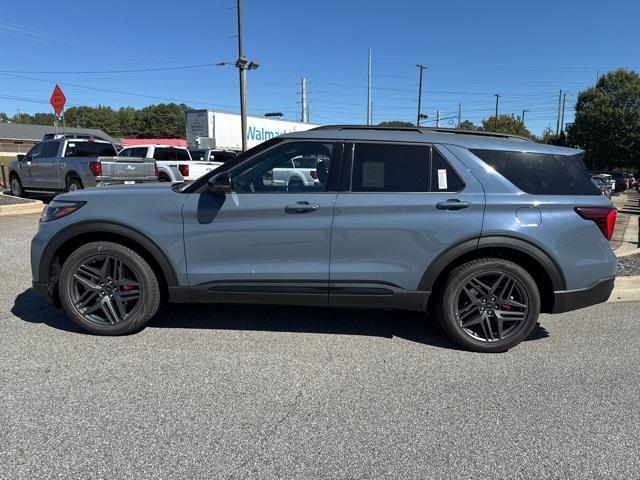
[58, 241, 161, 335]
[287, 177, 304, 191]
[66, 176, 83, 192]
[158, 174, 171, 182]
[9, 174, 24, 197]
[436, 258, 540, 353]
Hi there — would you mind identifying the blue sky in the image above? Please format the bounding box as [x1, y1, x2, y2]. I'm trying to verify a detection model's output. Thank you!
[1, 0, 639, 135]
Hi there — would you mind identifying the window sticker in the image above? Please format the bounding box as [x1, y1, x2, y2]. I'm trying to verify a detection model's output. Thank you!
[437, 169, 448, 190]
[362, 162, 385, 188]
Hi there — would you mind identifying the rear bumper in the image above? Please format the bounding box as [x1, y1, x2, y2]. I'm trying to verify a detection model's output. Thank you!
[551, 276, 615, 313]
[95, 178, 158, 186]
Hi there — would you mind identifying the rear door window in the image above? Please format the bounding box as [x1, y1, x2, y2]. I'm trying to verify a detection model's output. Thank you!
[351, 143, 429, 192]
[154, 148, 191, 161]
[431, 148, 464, 192]
[65, 142, 117, 157]
[470, 149, 600, 195]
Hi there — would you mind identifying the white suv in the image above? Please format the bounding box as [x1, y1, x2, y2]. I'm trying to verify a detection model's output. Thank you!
[119, 144, 221, 182]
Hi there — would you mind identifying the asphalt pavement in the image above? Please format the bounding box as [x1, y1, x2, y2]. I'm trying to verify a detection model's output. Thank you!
[1, 213, 639, 480]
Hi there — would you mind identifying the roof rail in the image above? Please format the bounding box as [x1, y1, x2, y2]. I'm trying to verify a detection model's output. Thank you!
[311, 125, 532, 142]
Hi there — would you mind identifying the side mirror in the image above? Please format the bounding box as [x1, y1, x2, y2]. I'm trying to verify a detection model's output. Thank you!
[207, 171, 232, 194]
[17, 154, 26, 162]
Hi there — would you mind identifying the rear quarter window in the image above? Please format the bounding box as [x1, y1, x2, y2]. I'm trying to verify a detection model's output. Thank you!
[470, 149, 600, 195]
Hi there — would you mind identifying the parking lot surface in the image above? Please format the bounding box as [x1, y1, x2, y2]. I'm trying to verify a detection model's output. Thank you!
[1, 213, 639, 479]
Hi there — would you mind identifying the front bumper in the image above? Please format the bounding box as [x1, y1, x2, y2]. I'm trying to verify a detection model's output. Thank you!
[32, 281, 52, 303]
[551, 276, 615, 313]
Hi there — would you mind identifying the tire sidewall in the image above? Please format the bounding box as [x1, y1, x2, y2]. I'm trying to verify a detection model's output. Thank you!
[67, 177, 83, 192]
[59, 242, 159, 335]
[10, 175, 23, 197]
[440, 259, 541, 352]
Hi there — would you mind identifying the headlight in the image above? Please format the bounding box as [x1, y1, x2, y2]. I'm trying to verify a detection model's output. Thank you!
[41, 200, 86, 222]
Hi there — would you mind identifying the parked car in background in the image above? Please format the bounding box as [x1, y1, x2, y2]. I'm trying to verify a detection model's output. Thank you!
[610, 172, 628, 192]
[8, 137, 157, 197]
[119, 144, 220, 182]
[267, 154, 326, 189]
[189, 148, 237, 163]
[625, 173, 637, 188]
[592, 175, 612, 198]
[31, 126, 617, 353]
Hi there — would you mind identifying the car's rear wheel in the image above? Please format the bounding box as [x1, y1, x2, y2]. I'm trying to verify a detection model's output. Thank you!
[58, 241, 161, 335]
[66, 176, 83, 192]
[9, 174, 24, 197]
[437, 258, 540, 352]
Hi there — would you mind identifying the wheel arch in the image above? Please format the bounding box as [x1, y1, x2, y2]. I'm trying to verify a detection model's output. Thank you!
[65, 171, 83, 186]
[40, 221, 179, 303]
[420, 235, 565, 314]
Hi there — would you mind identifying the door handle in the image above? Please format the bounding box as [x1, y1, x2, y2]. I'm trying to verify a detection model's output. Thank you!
[436, 199, 471, 211]
[285, 201, 319, 214]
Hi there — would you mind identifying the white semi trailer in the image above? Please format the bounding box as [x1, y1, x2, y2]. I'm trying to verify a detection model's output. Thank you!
[186, 110, 319, 151]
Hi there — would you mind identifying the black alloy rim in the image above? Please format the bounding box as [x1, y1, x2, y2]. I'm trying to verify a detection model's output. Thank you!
[455, 272, 529, 343]
[70, 255, 142, 326]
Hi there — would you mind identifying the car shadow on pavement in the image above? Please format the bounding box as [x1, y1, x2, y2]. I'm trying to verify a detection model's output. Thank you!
[12, 288, 549, 348]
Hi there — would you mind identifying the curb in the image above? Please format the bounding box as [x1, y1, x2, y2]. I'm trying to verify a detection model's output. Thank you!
[609, 276, 640, 303]
[0, 194, 44, 217]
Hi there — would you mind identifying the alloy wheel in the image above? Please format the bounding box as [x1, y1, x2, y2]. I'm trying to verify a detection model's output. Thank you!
[455, 272, 529, 343]
[69, 255, 142, 326]
[11, 178, 21, 196]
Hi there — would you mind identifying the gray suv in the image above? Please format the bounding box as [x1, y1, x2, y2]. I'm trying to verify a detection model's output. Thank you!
[31, 126, 617, 352]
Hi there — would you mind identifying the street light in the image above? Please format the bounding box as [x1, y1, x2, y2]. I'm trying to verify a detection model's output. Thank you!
[217, 55, 260, 152]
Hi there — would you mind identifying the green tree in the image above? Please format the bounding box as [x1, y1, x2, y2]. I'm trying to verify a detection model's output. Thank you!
[0, 112, 9, 123]
[567, 68, 640, 170]
[136, 103, 187, 138]
[458, 120, 477, 130]
[11, 112, 34, 124]
[32, 113, 57, 125]
[480, 114, 533, 138]
[378, 120, 415, 127]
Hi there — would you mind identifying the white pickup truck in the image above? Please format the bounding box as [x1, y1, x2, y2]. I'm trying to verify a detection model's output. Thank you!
[269, 155, 324, 188]
[119, 144, 221, 182]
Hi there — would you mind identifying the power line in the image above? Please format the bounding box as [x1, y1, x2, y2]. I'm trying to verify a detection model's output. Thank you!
[0, 64, 217, 75]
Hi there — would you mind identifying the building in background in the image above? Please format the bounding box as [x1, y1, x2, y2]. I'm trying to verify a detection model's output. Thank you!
[0, 123, 115, 155]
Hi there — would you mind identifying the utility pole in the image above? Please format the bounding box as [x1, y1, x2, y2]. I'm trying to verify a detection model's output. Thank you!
[236, 0, 247, 151]
[556, 89, 563, 136]
[457, 103, 462, 128]
[521, 109, 529, 125]
[416, 64, 427, 126]
[560, 91, 567, 134]
[300, 77, 309, 123]
[494, 94, 501, 130]
[435, 110, 441, 127]
[367, 49, 372, 125]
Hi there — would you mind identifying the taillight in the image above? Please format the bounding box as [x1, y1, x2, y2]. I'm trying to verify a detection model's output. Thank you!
[89, 161, 102, 176]
[310, 170, 318, 179]
[153, 162, 158, 176]
[575, 207, 617, 240]
[178, 164, 189, 177]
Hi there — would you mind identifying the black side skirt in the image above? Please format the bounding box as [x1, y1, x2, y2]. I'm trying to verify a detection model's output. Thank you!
[180, 281, 430, 312]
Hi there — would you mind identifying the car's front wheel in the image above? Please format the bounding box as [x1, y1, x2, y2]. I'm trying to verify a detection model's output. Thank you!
[437, 258, 540, 352]
[58, 241, 161, 335]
